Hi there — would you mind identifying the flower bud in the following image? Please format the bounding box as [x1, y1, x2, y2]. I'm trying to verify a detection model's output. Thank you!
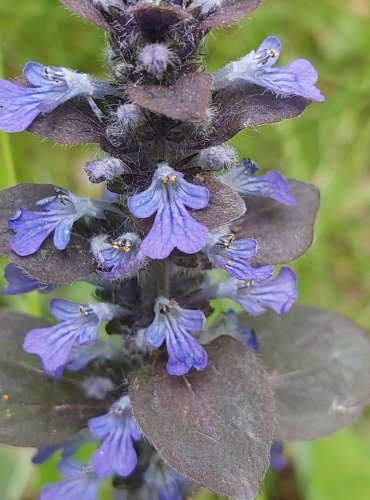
[198, 145, 237, 171]
[84, 157, 126, 184]
[138, 43, 175, 78]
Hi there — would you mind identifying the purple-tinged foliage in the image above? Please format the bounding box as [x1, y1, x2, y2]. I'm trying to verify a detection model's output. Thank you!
[222, 158, 297, 206]
[40, 459, 102, 500]
[198, 267, 297, 315]
[8, 188, 116, 256]
[213, 36, 325, 102]
[91, 233, 147, 280]
[0, 62, 115, 133]
[128, 164, 209, 259]
[144, 297, 207, 376]
[88, 395, 141, 478]
[3, 263, 56, 295]
[23, 299, 124, 375]
[205, 231, 273, 281]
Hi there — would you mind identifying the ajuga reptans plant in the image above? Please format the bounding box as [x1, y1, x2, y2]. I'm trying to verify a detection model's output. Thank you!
[1, 1, 370, 499]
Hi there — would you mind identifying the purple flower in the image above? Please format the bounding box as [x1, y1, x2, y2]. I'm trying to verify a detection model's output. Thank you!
[8, 188, 116, 256]
[269, 441, 288, 471]
[199, 267, 297, 315]
[213, 36, 325, 102]
[88, 395, 141, 478]
[143, 454, 185, 500]
[66, 340, 117, 372]
[40, 459, 101, 500]
[85, 157, 126, 184]
[144, 297, 207, 376]
[222, 158, 297, 206]
[128, 164, 209, 259]
[32, 430, 91, 465]
[23, 299, 124, 375]
[205, 232, 274, 281]
[0, 62, 116, 133]
[91, 233, 147, 281]
[3, 263, 56, 295]
[202, 310, 259, 351]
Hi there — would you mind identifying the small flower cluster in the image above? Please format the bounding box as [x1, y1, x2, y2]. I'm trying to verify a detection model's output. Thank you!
[0, 0, 323, 498]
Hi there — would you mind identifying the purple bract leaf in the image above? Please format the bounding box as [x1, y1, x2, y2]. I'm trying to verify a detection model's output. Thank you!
[129, 336, 275, 500]
[59, 0, 111, 30]
[231, 180, 319, 264]
[192, 173, 246, 229]
[207, 84, 309, 146]
[0, 184, 96, 285]
[0, 309, 107, 447]
[242, 305, 370, 440]
[27, 100, 103, 145]
[200, 0, 262, 32]
[130, 3, 191, 35]
[127, 73, 212, 123]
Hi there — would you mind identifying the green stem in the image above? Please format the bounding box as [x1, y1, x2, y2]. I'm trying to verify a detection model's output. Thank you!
[0, 44, 17, 187]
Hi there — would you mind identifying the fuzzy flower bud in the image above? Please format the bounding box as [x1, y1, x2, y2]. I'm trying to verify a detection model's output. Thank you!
[85, 157, 126, 184]
[197, 145, 238, 171]
[138, 43, 175, 78]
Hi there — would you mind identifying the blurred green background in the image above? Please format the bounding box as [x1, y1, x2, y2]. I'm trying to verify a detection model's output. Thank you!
[0, 0, 370, 498]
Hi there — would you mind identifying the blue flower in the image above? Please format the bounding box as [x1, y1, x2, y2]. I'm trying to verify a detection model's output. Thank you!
[88, 395, 141, 478]
[128, 164, 209, 259]
[91, 233, 147, 281]
[8, 188, 116, 256]
[3, 263, 56, 295]
[144, 297, 207, 376]
[213, 36, 325, 102]
[32, 430, 91, 465]
[23, 299, 124, 375]
[269, 441, 288, 471]
[199, 267, 297, 315]
[40, 459, 101, 500]
[222, 158, 297, 206]
[0, 62, 116, 133]
[205, 232, 274, 281]
[143, 454, 186, 500]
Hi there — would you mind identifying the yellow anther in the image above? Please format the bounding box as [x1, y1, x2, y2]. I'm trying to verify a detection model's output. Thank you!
[222, 233, 235, 250]
[160, 175, 177, 184]
[113, 240, 132, 253]
[270, 49, 278, 58]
